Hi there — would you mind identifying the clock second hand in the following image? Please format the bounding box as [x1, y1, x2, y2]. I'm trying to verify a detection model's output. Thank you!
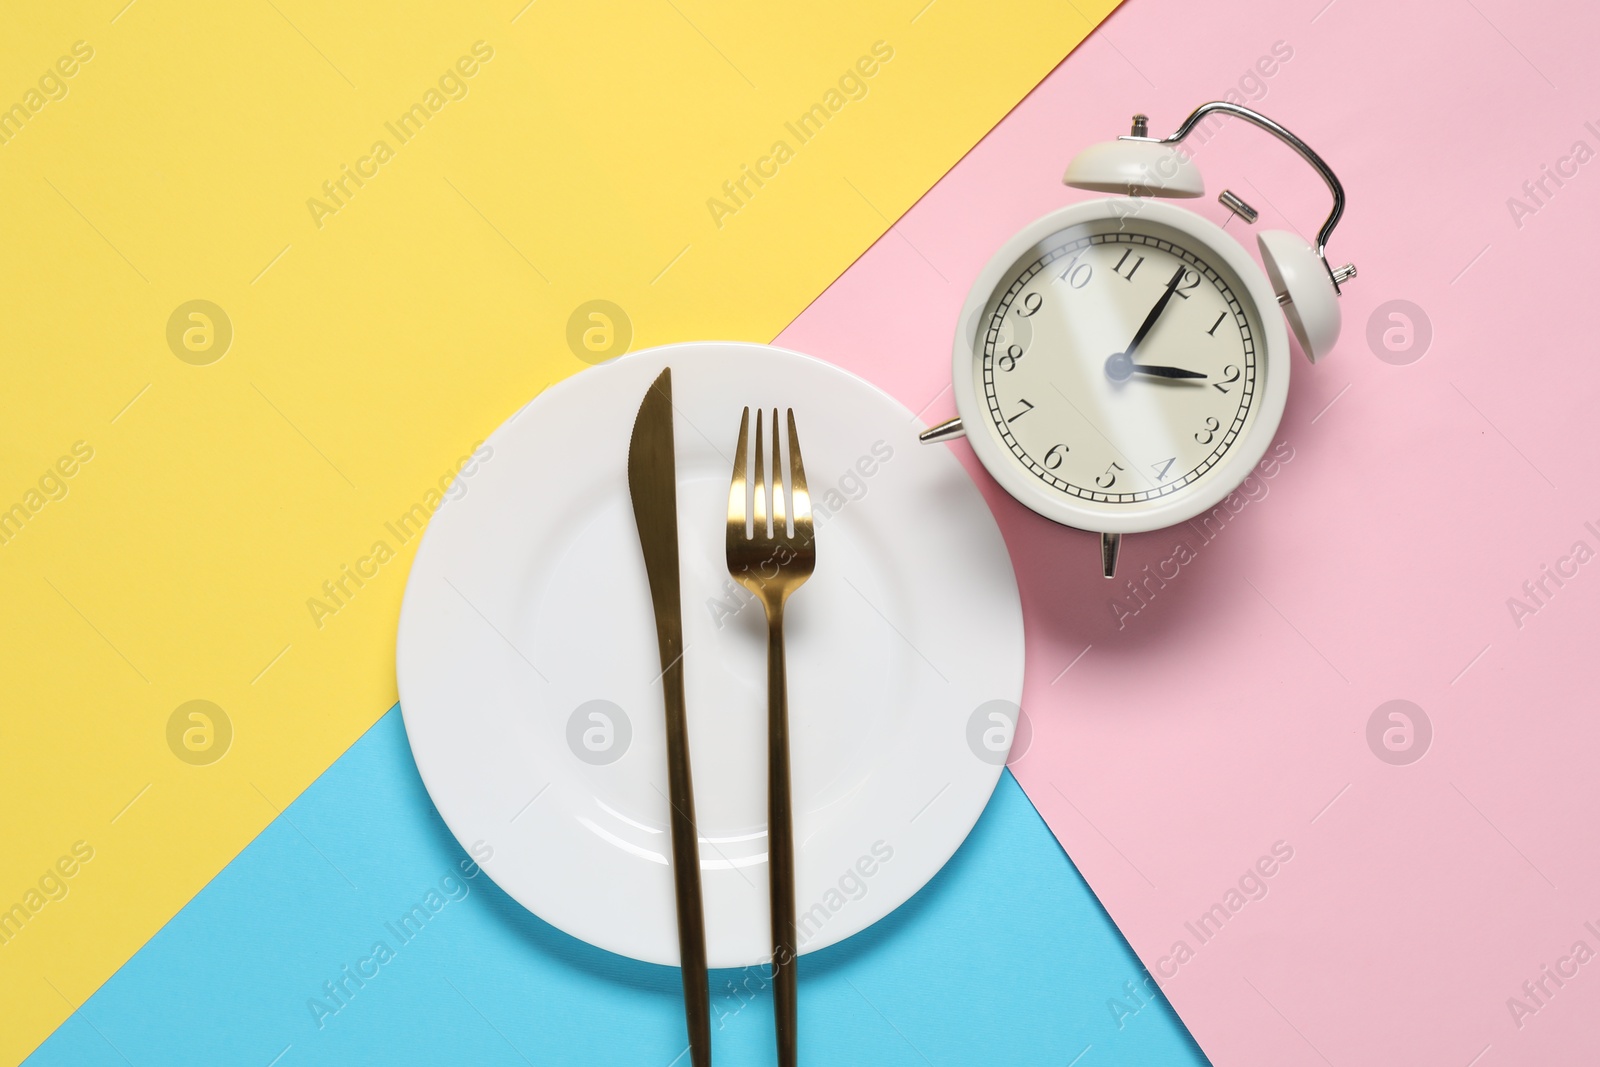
[1106, 264, 1205, 382]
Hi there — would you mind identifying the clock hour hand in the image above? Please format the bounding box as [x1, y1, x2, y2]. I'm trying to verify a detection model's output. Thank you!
[1129, 364, 1207, 380]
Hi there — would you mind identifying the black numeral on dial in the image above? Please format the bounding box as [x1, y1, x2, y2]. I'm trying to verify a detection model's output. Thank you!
[1112, 249, 1145, 282]
[1055, 253, 1092, 288]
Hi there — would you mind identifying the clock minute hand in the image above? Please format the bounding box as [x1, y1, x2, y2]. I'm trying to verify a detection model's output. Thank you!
[1120, 264, 1189, 360]
[1105, 265, 1194, 383]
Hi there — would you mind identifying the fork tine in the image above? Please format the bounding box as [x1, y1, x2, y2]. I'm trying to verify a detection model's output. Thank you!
[728, 407, 749, 535]
[752, 408, 767, 537]
[771, 409, 786, 536]
[786, 409, 811, 534]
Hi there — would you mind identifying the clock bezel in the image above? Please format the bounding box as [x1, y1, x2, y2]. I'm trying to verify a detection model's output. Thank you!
[951, 198, 1291, 536]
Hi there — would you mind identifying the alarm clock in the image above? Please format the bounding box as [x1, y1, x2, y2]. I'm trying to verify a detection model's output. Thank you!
[920, 102, 1356, 577]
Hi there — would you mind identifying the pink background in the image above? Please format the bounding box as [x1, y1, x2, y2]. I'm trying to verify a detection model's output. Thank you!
[779, 0, 1600, 1063]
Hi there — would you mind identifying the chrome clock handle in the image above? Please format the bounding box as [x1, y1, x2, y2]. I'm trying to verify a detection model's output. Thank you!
[1120, 102, 1355, 293]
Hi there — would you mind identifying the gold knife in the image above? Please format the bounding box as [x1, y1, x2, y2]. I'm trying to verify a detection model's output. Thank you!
[627, 367, 711, 1067]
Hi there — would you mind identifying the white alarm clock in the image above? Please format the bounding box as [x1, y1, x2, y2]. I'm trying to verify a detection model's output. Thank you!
[920, 102, 1356, 577]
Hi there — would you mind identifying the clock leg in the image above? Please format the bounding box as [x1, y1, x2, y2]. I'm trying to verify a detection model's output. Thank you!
[917, 416, 965, 444]
[1101, 532, 1121, 579]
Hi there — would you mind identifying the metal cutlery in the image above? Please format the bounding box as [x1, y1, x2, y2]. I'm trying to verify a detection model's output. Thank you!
[627, 367, 711, 1067]
[725, 407, 815, 1067]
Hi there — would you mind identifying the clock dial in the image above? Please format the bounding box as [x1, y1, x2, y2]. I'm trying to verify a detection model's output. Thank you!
[974, 224, 1263, 511]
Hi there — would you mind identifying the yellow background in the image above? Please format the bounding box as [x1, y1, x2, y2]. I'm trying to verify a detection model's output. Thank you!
[0, 0, 1117, 1059]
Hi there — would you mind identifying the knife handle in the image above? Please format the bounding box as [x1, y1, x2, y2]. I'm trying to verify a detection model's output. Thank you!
[662, 643, 711, 1066]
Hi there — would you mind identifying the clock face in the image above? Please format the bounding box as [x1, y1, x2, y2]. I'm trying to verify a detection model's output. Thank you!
[969, 213, 1273, 526]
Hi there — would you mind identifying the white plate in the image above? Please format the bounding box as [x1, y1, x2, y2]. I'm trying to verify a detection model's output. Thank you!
[397, 342, 1023, 967]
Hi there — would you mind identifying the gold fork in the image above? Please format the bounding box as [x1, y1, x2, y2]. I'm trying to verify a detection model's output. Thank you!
[726, 407, 814, 1067]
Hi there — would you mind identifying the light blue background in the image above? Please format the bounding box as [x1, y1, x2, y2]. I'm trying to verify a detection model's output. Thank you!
[27, 708, 1209, 1066]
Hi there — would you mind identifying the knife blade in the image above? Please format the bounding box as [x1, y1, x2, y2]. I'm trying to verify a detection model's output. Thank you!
[627, 366, 711, 1067]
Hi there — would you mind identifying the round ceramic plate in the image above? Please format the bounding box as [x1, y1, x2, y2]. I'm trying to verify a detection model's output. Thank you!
[397, 342, 1023, 967]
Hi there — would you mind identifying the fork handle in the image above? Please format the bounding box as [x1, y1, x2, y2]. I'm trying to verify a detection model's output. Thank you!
[767, 611, 798, 1067]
